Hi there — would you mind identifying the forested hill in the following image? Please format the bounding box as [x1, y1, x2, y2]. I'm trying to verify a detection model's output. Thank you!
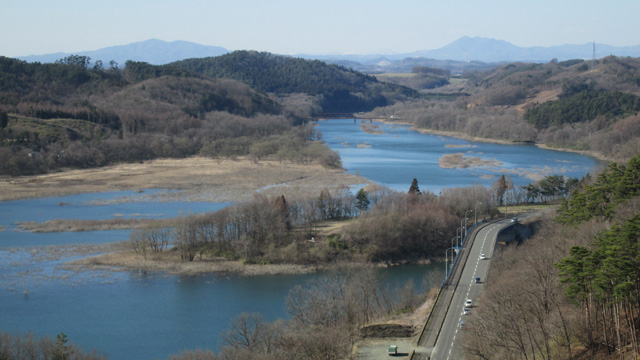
[0, 55, 344, 176]
[371, 56, 640, 161]
[172, 51, 419, 113]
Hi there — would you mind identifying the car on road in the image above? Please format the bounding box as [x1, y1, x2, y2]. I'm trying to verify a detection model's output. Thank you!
[480, 253, 486, 260]
[475, 277, 481, 283]
[465, 298, 472, 307]
[511, 217, 518, 223]
[460, 320, 466, 329]
[463, 307, 470, 315]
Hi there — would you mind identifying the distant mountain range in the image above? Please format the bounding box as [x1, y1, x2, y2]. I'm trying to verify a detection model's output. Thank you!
[17, 39, 229, 66]
[15, 36, 640, 70]
[304, 36, 640, 64]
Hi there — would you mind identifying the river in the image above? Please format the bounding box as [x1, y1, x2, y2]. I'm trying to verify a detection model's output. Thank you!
[316, 119, 598, 193]
[0, 120, 598, 359]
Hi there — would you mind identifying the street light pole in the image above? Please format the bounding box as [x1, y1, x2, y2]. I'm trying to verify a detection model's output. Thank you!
[464, 209, 473, 237]
[445, 247, 454, 282]
[475, 201, 482, 224]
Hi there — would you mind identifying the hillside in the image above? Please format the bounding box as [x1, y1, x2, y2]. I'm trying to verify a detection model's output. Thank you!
[0, 56, 342, 176]
[463, 153, 640, 359]
[172, 51, 419, 113]
[368, 56, 640, 161]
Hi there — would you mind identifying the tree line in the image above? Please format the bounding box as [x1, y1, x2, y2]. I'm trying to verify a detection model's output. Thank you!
[0, 331, 105, 360]
[0, 54, 346, 176]
[172, 50, 419, 113]
[557, 153, 640, 224]
[463, 154, 640, 359]
[128, 179, 494, 265]
[525, 89, 640, 130]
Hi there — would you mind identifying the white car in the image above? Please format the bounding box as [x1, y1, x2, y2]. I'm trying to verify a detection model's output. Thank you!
[463, 307, 470, 315]
[465, 298, 472, 307]
[480, 253, 486, 260]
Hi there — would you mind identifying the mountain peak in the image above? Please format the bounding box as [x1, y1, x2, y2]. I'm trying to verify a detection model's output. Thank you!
[18, 39, 229, 65]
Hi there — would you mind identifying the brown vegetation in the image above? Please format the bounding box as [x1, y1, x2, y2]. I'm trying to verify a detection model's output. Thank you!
[461, 201, 640, 359]
[0, 156, 369, 202]
[68, 249, 319, 277]
[360, 123, 385, 135]
[438, 152, 503, 169]
[16, 218, 158, 232]
[365, 56, 640, 162]
[0, 331, 105, 360]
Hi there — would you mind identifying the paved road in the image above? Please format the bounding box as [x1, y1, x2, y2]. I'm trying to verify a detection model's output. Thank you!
[420, 218, 518, 360]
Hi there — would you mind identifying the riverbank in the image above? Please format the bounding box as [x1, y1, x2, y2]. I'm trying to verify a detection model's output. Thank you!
[0, 157, 371, 202]
[378, 119, 613, 163]
[61, 215, 434, 276]
[66, 247, 435, 277]
[66, 249, 325, 276]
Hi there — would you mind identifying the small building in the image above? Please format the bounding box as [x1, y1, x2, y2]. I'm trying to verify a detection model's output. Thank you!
[388, 345, 398, 356]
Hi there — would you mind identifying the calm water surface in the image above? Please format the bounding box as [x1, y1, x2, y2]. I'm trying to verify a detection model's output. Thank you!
[1, 255, 440, 359]
[1, 122, 599, 359]
[316, 119, 599, 193]
[0, 190, 230, 247]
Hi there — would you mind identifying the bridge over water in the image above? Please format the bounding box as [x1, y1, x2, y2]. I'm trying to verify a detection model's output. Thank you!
[310, 113, 390, 122]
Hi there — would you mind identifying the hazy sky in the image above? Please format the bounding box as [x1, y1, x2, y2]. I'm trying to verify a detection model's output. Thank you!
[3, 0, 639, 57]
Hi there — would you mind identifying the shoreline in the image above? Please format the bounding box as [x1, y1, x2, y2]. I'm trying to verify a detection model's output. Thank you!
[66, 248, 435, 277]
[378, 119, 613, 163]
[0, 156, 372, 202]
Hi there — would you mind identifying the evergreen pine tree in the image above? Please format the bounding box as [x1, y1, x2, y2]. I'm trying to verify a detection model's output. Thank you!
[52, 332, 73, 360]
[355, 188, 370, 214]
[408, 178, 421, 195]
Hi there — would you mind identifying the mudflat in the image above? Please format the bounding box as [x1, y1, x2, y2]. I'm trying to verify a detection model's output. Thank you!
[0, 157, 371, 202]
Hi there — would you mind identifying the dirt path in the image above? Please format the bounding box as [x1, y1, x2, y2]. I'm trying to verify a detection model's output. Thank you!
[0, 157, 371, 202]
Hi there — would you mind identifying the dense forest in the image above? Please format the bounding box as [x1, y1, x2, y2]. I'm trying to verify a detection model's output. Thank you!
[524, 88, 640, 130]
[463, 153, 640, 359]
[173, 51, 419, 113]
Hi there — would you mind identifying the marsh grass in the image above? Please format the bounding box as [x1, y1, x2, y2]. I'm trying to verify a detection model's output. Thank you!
[360, 123, 385, 135]
[438, 152, 503, 169]
[0, 157, 370, 202]
[67, 250, 326, 276]
[16, 218, 161, 232]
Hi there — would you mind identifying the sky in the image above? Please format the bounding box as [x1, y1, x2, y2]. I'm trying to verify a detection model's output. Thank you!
[2, 0, 640, 58]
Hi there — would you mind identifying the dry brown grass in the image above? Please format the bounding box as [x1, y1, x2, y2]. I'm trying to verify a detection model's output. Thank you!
[0, 156, 371, 202]
[68, 249, 338, 276]
[360, 124, 385, 135]
[438, 152, 503, 169]
[515, 89, 561, 112]
[16, 218, 158, 232]
[314, 219, 355, 236]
